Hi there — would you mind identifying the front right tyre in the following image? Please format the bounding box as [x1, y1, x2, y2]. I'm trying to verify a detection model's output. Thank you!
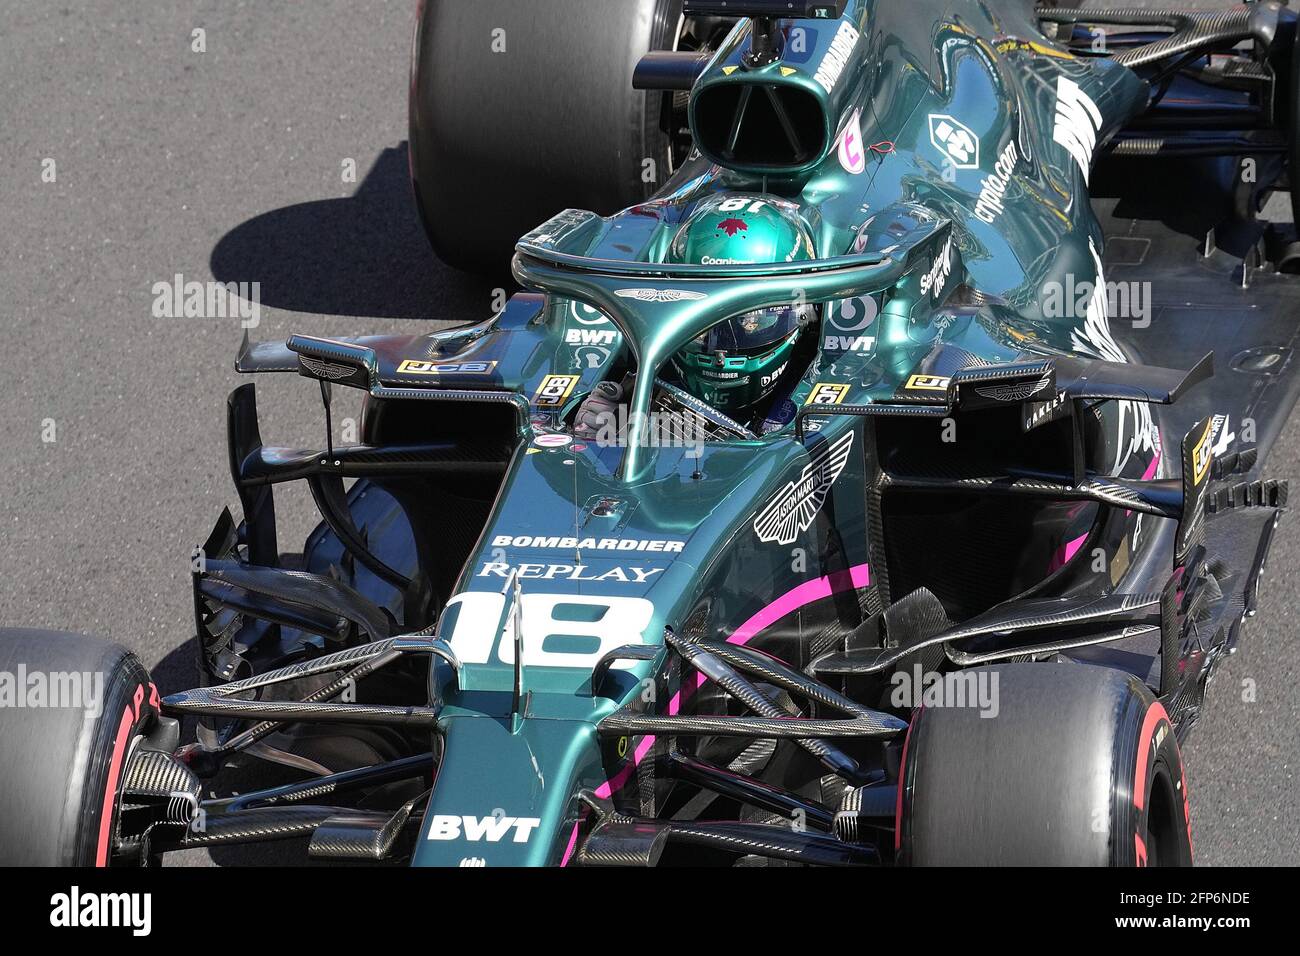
[408, 0, 686, 274]
[0, 629, 161, 865]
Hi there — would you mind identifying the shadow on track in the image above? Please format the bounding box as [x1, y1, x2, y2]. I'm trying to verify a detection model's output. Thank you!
[210, 144, 506, 321]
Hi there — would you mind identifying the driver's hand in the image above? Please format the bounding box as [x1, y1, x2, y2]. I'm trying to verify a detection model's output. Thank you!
[574, 380, 626, 440]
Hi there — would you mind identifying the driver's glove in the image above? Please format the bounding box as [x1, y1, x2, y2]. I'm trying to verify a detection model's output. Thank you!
[574, 380, 626, 441]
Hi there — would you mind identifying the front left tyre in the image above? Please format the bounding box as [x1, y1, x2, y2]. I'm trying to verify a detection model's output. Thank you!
[897, 661, 1194, 866]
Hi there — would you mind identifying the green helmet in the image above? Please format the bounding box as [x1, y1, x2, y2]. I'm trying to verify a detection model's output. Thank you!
[667, 195, 816, 413]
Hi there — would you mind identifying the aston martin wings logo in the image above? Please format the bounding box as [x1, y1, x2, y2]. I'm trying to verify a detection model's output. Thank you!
[753, 431, 855, 545]
[614, 289, 709, 303]
[299, 355, 358, 381]
[972, 373, 1052, 403]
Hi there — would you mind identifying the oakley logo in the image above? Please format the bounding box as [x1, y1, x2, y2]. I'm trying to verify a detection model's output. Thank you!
[1024, 390, 1067, 431]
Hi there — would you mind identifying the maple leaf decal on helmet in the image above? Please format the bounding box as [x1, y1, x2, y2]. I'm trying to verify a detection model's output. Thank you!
[717, 217, 748, 238]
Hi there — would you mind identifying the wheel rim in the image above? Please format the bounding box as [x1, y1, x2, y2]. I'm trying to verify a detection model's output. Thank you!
[1143, 763, 1183, 867]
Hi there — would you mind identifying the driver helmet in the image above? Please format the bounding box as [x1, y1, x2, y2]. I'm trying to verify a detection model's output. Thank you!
[666, 194, 816, 412]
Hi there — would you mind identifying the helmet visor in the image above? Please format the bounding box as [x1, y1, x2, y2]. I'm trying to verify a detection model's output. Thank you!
[695, 305, 804, 355]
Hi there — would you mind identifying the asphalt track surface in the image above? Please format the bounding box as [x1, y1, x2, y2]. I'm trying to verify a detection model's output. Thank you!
[0, 1, 1295, 866]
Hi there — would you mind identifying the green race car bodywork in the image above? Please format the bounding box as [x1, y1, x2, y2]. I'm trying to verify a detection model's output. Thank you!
[169, 0, 1293, 866]
[404, 0, 1156, 864]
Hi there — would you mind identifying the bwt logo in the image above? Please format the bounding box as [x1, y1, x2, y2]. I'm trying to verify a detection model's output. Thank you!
[427, 813, 542, 843]
[50, 887, 151, 936]
[565, 328, 616, 346]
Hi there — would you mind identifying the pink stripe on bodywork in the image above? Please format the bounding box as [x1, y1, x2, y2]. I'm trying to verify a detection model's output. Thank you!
[559, 817, 582, 867]
[727, 563, 872, 646]
[593, 563, 870, 800]
[1047, 532, 1089, 574]
[1141, 447, 1162, 482]
[1047, 444, 1161, 575]
[563, 563, 872, 864]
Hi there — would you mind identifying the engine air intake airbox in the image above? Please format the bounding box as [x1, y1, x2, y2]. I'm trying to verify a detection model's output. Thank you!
[688, 7, 868, 175]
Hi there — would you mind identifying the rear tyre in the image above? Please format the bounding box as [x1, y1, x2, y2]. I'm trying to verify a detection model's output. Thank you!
[408, 0, 684, 274]
[897, 662, 1193, 866]
[0, 629, 161, 865]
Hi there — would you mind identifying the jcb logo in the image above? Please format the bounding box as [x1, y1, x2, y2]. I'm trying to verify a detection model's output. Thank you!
[533, 374, 579, 408]
[397, 360, 497, 375]
[1191, 420, 1214, 485]
[427, 814, 542, 843]
[905, 374, 951, 391]
[806, 383, 851, 406]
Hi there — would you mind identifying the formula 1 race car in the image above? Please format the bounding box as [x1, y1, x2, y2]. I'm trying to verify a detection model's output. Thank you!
[4, 0, 1300, 867]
